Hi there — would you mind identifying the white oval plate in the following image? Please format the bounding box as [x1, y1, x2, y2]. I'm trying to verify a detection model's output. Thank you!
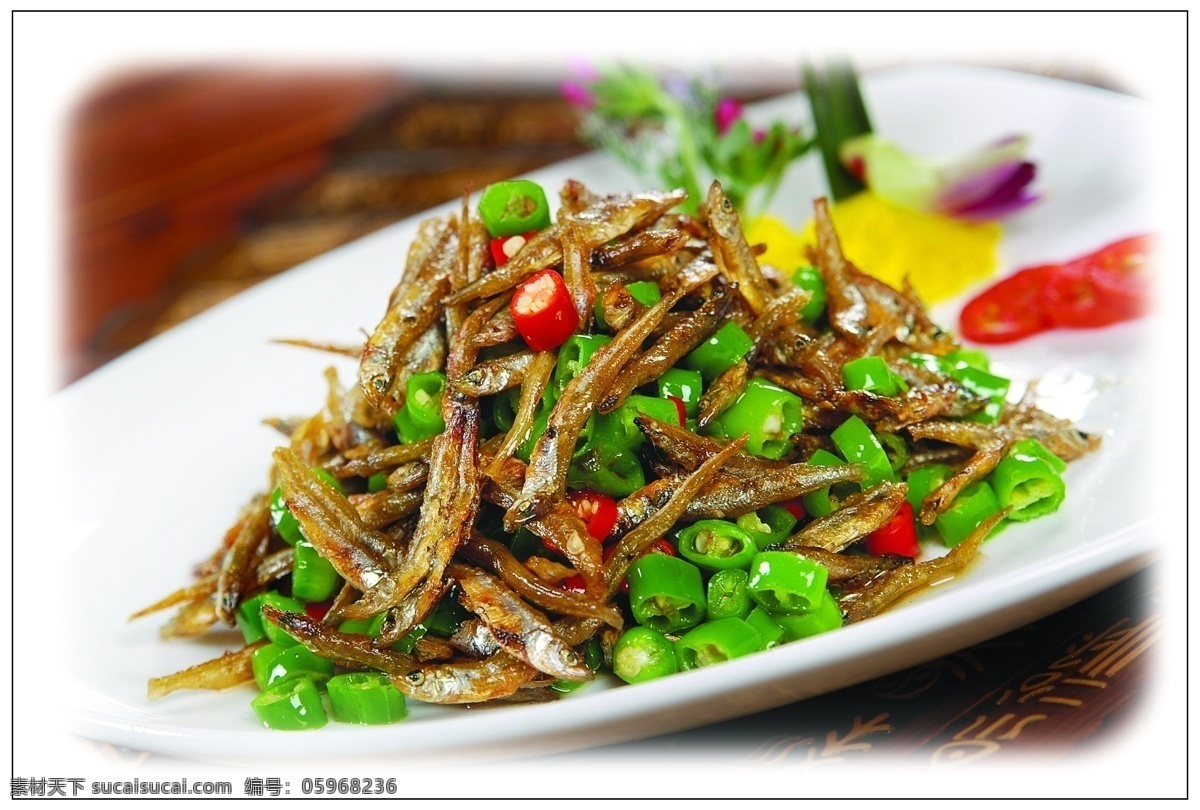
[45, 65, 1158, 765]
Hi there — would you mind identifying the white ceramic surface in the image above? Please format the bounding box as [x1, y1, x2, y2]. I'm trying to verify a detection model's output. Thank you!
[49, 65, 1157, 765]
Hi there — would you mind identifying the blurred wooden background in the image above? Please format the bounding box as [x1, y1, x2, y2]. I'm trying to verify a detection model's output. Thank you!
[65, 67, 595, 382]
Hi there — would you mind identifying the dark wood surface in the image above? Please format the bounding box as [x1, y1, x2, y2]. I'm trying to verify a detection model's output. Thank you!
[63, 66, 1159, 767]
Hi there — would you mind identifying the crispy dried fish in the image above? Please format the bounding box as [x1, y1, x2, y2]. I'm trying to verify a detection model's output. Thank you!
[214, 497, 270, 626]
[559, 213, 596, 332]
[276, 448, 394, 589]
[707, 180, 773, 315]
[449, 563, 592, 681]
[598, 281, 732, 414]
[452, 350, 535, 397]
[507, 284, 693, 527]
[459, 534, 623, 628]
[148, 643, 264, 700]
[684, 461, 866, 520]
[159, 597, 219, 639]
[603, 438, 746, 596]
[591, 228, 690, 269]
[777, 481, 909, 552]
[360, 219, 457, 414]
[264, 607, 537, 704]
[328, 438, 434, 479]
[342, 299, 496, 624]
[840, 510, 1006, 623]
[485, 352, 557, 479]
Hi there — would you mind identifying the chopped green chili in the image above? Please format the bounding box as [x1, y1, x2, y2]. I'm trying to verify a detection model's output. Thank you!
[252, 642, 335, 690]
[515, 405, 551, 463]
[906, 463, 953, 539]
[236, 592, 269, 644]
[588, 394, 681, 451]
[423, 595, 472, 638]
[568, 441, 646, 498]
[935, 481, 1002, 547]
[676, 520, 758, 571]
[339, 612, 386, 638]
[478, 179, 551, 237]
[366, 473, 388, 493]
[990, 453, 1065, 522]
[594, 281, 662, 330]
[626, 553, 706, 634]
[492, 388, 520, 433]
[292, 539, 341, 602]
[394, 372, 447, 443]
[801, 448, 845, 518]
[744, 606, 786, 649]
[384, 596, 469, 655]
[831, 415, 894, 488]
[554, 335, 611, 395]
[251, 676, 327, 730]
[657, 368, 704, 418]
[705, 568, 753, 620]
[771, 591, 843, 640]
[747, 551, 829, 615]
[583, 638, 604, 672]
[1007, 437, 1068, 474]
[311, 469, 346, 494]
[943, 348, 990, 372]
[675, 617, 763, 670]
[549, 679, 588, 694]
[259, 592, 305, 647]
[954, 366, 1010, 424]
[269, 486, 304, 546]
[791, 265, 827, 322]
[327, 672, 408, 725]
[612, 626, 679, 684]
[906, 464, 953, 513]
[680, 321, 754, 379]
[706, 377, 804, 460]
[736, 504, 798, 550]
[843, 355, 907, 396]
[877, 432, 909, 471]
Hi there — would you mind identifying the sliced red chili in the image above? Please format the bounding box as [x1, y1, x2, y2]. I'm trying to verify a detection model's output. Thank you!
[303, 599, 334, 621]
[510, 268, 578, 352]
[1041, 234, 1151, 328]
[667, 395, 688, 427]
[567, 490, 619, 541]
[959, 264, 1058, 344]
[488, 231, 539, 267]
[778, 498, 806, 521]
[865, 501, 919, 558]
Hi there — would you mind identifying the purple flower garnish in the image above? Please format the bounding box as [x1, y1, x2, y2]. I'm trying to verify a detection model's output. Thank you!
[942, 162, 1038, 219]
[560, 80, 595, 110]
[839, 133, 1039, 221]
[714, 97, 743, 135]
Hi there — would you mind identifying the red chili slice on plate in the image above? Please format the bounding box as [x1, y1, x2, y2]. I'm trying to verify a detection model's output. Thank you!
[960, 235, 1153, 344]
[1040, 234, 1151, 328]
[959, 264, 1058, 344]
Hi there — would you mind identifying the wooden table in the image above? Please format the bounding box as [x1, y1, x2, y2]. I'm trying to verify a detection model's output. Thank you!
[63, 65, 1161, 771]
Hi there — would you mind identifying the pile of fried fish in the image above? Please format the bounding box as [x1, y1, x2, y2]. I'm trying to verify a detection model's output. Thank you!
[136, 180, 1098, 706]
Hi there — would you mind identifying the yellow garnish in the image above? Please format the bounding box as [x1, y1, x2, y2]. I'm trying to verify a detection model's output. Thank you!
[747, 191, 1002, 305]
